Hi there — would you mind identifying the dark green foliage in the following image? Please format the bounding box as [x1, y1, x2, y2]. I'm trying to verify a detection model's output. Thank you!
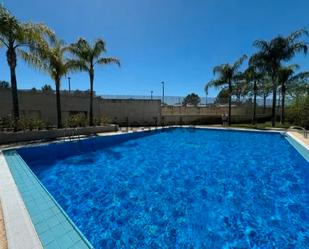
[182, 93, 201, 106]
[65, 113, 87, 128]
[0, 80, 10, 88]
[16, 117, 45, 131]
[286, 95, 309, 129]
[215, 89, 229, 104]
[41, 84, 53, 93]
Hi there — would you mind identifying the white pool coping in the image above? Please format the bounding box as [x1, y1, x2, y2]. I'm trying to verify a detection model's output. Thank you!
[286, 131, 309, 151]
[0, 152, 43, 249]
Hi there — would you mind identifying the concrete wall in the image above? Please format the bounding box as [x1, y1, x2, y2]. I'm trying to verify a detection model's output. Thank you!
[161, 105, 272, 124]
[0, 89, 273, 126]
[100, 99, 161, 126]
[0, 89, 161, 126]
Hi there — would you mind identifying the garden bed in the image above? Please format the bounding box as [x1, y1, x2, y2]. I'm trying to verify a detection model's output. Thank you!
[0, 125, 118, 145]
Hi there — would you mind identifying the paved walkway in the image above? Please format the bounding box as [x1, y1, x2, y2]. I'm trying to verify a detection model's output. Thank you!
[289, 131, 309, 146]
[0, 202, 7, 249]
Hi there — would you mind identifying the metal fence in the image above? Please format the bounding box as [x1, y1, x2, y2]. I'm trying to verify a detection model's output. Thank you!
[101, 94, 293, 107]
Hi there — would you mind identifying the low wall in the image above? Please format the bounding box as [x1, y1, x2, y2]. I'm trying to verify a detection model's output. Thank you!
[161, 114, 272, 125]
[161, 105, 272, 116]
[0, 125, 118, 145]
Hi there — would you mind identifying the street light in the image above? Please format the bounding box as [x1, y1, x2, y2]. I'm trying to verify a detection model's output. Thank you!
[150, 90, 153, 100]
[68, 77, 71, 93]
[161, 81, 165, 105]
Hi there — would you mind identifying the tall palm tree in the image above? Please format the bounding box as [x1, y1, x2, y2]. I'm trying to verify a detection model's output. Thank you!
[277, 65, 309, 124]
[20, 38, 72, 128]
[243, 54, 267, 124]
[0, 6, 53, 128]
[68, 38, 120, 126]
[253, 29, 308, 127]
[209, 55, 247, 126]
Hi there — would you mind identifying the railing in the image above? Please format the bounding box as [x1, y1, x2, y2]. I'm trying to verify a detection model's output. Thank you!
[289, 126, 308, 138]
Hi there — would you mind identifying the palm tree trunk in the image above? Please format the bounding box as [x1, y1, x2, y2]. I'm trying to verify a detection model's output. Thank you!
[89, 71, 94, 126]
[55, 77, 62, 128]
[271, 74, 277, 127]
[252, 81, 257, 125]
[263, 92, 266, 114]
[228, 81, 232, 126]
[281, 85, 286, 125]
[7, 45, 19, 131]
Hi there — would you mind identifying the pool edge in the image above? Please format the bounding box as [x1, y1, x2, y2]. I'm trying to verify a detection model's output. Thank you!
[0, 151, 43, 249]
[1, 150, 94, 249]
[1, 126, 308, 248]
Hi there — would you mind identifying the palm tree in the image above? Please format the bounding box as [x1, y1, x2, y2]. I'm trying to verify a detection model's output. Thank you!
[204, 83, 209, 106]
[259, 79, 272, 114]
[20, 37, 72, 128]
[0, 6, 52, 128]
[68, 38, 120, 126]
[277, 65, 309, 124]
[209, 55, 247, 125]
[253, 29, 308, 127]
[242, 71, 261, 124]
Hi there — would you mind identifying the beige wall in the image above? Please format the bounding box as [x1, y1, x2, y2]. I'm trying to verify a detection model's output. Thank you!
[161, 105, 272, 125]
[161, 105, 272, 116]
[0, 89, 272, 126]
[0, 89, 161, 126]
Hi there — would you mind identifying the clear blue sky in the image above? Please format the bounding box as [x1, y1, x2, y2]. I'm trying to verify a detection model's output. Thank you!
[1, 0, 309, 97]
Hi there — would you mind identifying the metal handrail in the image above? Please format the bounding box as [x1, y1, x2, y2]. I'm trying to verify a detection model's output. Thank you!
[288, 126, 308, 139]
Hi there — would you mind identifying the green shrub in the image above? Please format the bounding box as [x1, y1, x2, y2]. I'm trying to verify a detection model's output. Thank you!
[65, 113, 87, 128]
[16, 117, 45, 131]
[93, 116, 112, 126]
[0, 116, 15, 130]
[286, 95, 309, 129]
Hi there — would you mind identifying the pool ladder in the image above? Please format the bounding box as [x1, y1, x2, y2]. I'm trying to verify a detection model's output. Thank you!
[288, 126, 308, 138]
[63, 128, 81, 141]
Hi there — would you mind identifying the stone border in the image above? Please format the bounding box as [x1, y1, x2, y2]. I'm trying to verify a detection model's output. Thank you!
[0, 152, 42, 249]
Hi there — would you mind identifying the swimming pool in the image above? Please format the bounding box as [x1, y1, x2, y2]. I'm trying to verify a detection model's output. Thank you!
[17, 128, 309, 248]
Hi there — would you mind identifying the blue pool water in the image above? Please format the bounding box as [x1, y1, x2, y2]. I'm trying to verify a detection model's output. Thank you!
[18, 128, 309, 248]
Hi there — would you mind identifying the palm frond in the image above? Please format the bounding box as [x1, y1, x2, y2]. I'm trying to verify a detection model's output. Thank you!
[95, 57, 120, 67]
[208, 79, 227, 88]
[290, 71, 309, 82]
[92, 39, 106, 59]
[287, 28, 309, 42]
[213, 64, 227, 76]
[66, 59, 89, 73]
[232, 54, 247, 71]
[17, 49, 50, 73]
[253, 40, 269, 50]
[68, 38, 91, 61]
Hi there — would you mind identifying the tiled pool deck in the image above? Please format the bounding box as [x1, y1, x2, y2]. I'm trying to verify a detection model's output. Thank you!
[0, 126, 308, 248]
[2, 151, 93, 249]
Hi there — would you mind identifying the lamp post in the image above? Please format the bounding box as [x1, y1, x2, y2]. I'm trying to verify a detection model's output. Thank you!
[151, 90, 153, 100]
[161, 81, 165, 105]
[68, 77, 71, 94]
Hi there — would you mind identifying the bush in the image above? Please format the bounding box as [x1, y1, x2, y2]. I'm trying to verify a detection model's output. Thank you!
[286, 95, 309, 129]
[93, 116, 112, 126]
[65, 113, 87, 128]
[17, 117, 45, 131]
[0, 116, 15, 131]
